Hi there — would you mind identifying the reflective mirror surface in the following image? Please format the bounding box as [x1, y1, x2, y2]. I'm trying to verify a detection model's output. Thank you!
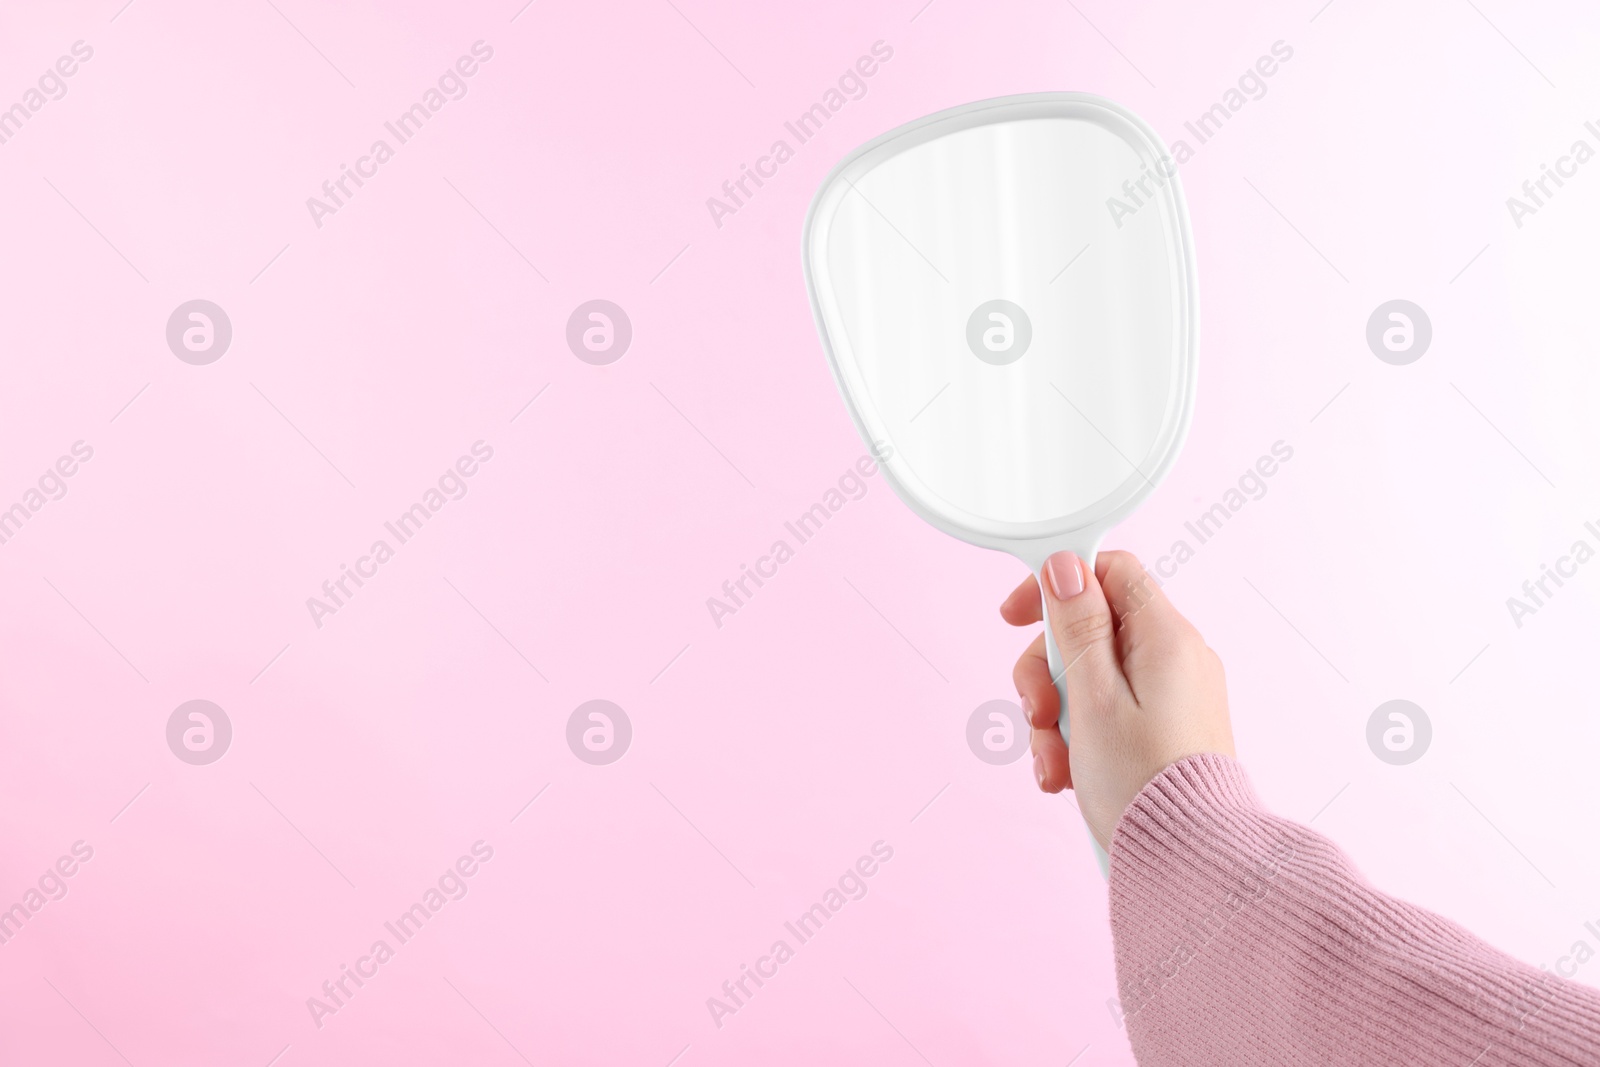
[808, 96, 1196, 540]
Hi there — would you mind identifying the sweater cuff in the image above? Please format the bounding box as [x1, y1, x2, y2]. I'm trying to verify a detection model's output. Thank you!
[1108, 752, 1273, 879]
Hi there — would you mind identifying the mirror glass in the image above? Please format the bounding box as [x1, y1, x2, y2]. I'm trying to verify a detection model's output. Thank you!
[812, 106, 1190, 534]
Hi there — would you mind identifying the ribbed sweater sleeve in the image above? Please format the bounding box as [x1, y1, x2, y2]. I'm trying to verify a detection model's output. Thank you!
[1108, 754, 1600, 1066]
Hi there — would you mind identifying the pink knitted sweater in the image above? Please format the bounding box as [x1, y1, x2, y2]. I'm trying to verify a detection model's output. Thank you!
[1108, 754, 1600, 1066]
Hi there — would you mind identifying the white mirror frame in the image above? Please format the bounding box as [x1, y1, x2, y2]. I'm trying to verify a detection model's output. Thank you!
[802, 91, 1200, 573]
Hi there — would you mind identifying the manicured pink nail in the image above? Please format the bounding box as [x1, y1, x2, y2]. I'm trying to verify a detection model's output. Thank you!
[1044, 552, 1084, 600]
[1020, 695, 1035, 727]
[1033, 754, 1046, 789]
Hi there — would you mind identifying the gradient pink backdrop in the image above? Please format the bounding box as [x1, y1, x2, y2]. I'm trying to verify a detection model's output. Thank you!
[4, 0, 1600, 1063]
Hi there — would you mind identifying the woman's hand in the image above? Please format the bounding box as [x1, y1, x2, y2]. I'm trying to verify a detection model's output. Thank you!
[1000, 550, 1236, 849]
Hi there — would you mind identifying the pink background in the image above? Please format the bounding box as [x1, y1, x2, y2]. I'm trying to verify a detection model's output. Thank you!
[4, 0, 1600, 1063]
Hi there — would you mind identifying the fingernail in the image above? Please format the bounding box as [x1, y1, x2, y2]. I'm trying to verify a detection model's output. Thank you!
[1033, 754, 1046, 789]
[1020, 695, 1034, 727]
[1044, 552, 1084, 600]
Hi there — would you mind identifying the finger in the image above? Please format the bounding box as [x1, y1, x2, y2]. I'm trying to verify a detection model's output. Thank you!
[1012, 632, 1059, 730]
[1039, 551, 1128, 726]
[1031, 724, 1072, 793]
[999, 572, 1043, 626]
[1095, 550, 1197, 666]
[1097, 550, 1181, 632]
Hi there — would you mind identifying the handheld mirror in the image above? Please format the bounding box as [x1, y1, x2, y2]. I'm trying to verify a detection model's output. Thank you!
[803, 93, 1198, 875]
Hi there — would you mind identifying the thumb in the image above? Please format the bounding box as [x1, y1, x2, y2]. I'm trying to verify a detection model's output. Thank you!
[1039, 551, 1123, 712]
